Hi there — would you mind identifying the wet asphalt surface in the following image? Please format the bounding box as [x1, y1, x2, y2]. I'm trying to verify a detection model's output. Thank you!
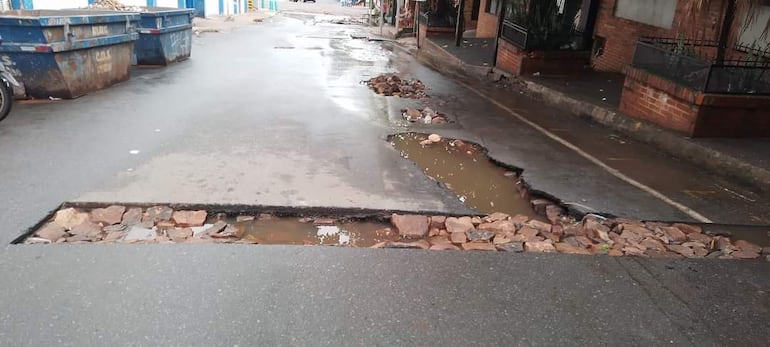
[0, 12, 768, 345]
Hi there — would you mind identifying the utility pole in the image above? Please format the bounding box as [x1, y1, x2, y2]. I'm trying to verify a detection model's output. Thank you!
[455, 0, 465, 46]
[716, 0, 736, 63]
[395, 0, 401, 35]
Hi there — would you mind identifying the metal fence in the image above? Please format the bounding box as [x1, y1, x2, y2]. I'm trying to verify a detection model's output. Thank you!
[631, 37, 770, 95]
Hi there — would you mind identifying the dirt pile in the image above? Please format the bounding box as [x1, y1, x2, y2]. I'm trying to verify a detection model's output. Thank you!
[365, 74, 427, 99]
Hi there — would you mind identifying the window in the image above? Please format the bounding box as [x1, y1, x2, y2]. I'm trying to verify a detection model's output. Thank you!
[486, 0, 500, 15]
[614, 0, 676, 29]
[738, 6, 770, 48]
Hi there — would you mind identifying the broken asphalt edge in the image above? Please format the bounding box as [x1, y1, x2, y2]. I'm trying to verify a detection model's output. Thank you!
[386, 132, 605, 221]
[397, 40, 770, 195]
[10, 201, 481, 245]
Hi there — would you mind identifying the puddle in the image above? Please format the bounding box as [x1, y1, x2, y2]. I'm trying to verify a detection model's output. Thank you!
[235, 218, 396, 247]
[402, 107, 449, 124]
[390, 133, 536, 218]
[700, 224, 770, 247]
[16, 204, 769, 260]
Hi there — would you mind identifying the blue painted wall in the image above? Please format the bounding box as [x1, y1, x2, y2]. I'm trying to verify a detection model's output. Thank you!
[11, 0, 35, 9]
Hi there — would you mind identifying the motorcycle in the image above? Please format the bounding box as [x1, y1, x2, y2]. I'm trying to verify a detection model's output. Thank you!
[0, 61, 18, 122]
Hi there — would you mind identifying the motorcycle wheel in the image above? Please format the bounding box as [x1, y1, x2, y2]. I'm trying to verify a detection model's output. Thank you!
[0, 82, 12, 122]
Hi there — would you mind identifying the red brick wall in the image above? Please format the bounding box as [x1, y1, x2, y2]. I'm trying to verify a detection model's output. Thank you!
[619, 67, 770, 137]
[620, 73, 699, 134]
[593, 0, 724, 72]
[463, 0, 478, 30]
[496, 39, 525, 75]
[496, 39, 590, 76]
[476, 0, 498, 38]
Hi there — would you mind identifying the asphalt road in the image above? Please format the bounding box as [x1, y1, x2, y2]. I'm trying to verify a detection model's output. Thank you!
[0, 13, 768, 346]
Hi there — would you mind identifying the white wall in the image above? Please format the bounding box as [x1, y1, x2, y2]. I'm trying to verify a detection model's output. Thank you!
[33, 0, 89, 9]
[120, 0, 148, 6]
[157, 0, 178, 8]
[739, 6, 770, 48]
[614, 0, 676, 29]
[205, 0, 218, 17]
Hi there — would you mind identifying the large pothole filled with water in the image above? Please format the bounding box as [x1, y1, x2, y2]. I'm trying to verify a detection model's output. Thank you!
[12, 136, 770, 260]
[15, 203, 769, 260]
[389, 132, 536, 217]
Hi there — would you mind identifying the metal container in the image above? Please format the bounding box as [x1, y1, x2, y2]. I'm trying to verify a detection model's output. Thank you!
[134, 8, 194, 66]
[0, 10, 139, 99]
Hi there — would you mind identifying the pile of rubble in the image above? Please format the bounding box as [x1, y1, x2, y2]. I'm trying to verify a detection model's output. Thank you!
[365, 74, 427, 99]
[22, 205, 769, 261]
[87, 0, 144, 11]
[402, 107, 447, 124]
[382, 212, 770, 260]
[25, 206, 252, 245]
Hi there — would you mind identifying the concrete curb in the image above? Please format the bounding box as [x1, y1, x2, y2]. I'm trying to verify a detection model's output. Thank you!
[515, 75, 770, 194]
[405, 39, 770, 193]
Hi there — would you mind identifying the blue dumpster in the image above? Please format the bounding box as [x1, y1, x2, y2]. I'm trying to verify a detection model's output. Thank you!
[0, 10, 139, 99]
[134, 8, 194, 66]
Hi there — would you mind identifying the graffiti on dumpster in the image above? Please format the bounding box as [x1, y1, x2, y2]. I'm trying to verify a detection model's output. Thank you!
[0, 55, 22, 78]
[95, 50, 112, 74]
[169, 31, 191, 58]
[92, 25, 110, 37]
[0, 55, 25, 95]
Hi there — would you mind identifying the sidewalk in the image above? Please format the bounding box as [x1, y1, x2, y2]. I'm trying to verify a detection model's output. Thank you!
[414, 41, 770, 194]
[192, 10, 278, 33]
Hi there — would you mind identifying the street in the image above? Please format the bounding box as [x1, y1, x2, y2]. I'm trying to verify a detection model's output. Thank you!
[0, 7, 769, 345]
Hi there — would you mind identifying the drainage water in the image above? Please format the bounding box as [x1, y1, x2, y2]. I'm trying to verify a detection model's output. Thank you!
[390, 133, 536, 217]
[235, 218, 396, 247]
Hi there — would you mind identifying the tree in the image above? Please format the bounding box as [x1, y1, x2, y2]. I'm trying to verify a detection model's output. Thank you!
[686, 0, 770, 62]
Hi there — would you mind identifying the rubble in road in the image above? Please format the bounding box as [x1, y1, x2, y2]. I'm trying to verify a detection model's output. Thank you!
[365, 74, 427, 99]
[380, 212, 767, 260]
[19, 205, 769, 261]
[402, 107, 448, 124]
[87, 0, 144, 11]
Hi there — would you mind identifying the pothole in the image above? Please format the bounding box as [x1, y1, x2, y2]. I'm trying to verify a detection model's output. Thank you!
[364, 74, 428, 99]
[15, 204, 769, 260]
[390, 132, 534, 217]
[386, 132, 770, 260]
[401, 107, 450, 124]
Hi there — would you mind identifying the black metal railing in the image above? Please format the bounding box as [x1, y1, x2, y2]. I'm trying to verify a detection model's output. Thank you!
[498, 0, 590, 51]
[632, 37, 770, 95]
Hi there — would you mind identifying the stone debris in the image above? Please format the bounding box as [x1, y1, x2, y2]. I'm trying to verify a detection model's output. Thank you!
[365, 74, 427, 99]
[90, 205, 125, 225]
[402, 108, 448, 124]
[171, 210, 207, 227]
[34, 223, 67, 242]
[122, 208, 143, 226]
[391, 214, 429, 239]
[445, 217, 475, 234]
[124, 226, 157, 242]
[146, 206, 173, 222]
[22, 206, 770, 261]
[87, 0, 144, 11]
[54, 208, 89, 230]
[496, 242, 524, 252]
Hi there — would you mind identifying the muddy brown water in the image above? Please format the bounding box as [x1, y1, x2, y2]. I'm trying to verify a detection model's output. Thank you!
[234, 218, 396, 247]
[699, 224, 770, 247]
[390, 133, 537, 218]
